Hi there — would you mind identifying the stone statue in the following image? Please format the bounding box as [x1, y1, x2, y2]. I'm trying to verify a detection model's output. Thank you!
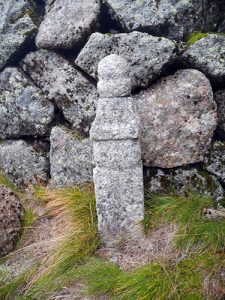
[90, 54, 144, 244]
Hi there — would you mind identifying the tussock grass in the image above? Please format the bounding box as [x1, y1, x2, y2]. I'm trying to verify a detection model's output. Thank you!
[76, 193, 225, 299]
[24, 185, 99, 298]
[0, 170, 18, 193]
[0, 269, 35, 300]
[77, 254, 225, 300]
[76, 258, 122, 296]
[22, 208, 37, 228]
[32, 185, 48, 205]
[0, 185, 99, 299]
[1, 187, 225, 299]
[144, 193, 225, 253]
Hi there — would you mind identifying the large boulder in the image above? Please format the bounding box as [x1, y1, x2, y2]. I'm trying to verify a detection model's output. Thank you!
[203, 142, 225, 184]
[0, 0, 38, 70]
[36, 0, 100, 50]
[50, 126, 93, 186]
[135, 69, 217, 168]
[75, 31, 177, 89]
[145, 167, 224, 203]
[0, 185, 23, 257]
[21, 50, 98, 134]
[214, 89, 225, 139]
[0, 67, 54, 139]
[103, 0, 223, 41]
[0, 140, 49, 186]
[182, 34, 225, 83]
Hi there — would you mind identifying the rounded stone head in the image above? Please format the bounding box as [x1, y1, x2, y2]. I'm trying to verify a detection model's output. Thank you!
[97, 54, 132, 98]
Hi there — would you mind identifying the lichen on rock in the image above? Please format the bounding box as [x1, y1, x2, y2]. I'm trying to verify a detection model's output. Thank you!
[21, 49, 98, 134]
[203, 142, 225, 186]
[103, 0, 223, 41]
[214, 89, 225, 139]
[135, 69, 217, 168]
[0, 0, 38, 70]
[182, 34, 225, 83]
[75, 31, 177, 89]
[0, 185, 23, 257]
[0, 67, 54, 139]
[0, 140, 49, 187]
[50, 126, 93, 187]
[145, 167, 224, 204]
[36, 0, 100, 50]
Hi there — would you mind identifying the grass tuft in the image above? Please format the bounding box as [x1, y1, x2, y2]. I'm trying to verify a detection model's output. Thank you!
[32, 185, 48, 205]
[1, 189, 225, 299]
[0, 269, 35, 300]
[0, 185, 99, 299]
[144, 193, 225, 253]
[22, 208, 37, 228]
[23, 185, 99, 299]
[0, 171, 18, 193]
[77, 254, 225, 300]
[76, 258, 122, 297]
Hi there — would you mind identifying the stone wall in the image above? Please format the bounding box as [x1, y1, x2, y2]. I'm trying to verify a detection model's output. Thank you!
[0, 0, 225, 204]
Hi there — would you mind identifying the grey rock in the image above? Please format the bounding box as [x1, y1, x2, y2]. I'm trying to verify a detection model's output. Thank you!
[36, 0, 100, 50]
[0, 140, 49, 186]
[97, 54, 132, 98]
[50, 126, 93, 187]
[91, 55, 144, 243]
[214, 89, 225, 138]
[0, 67, 54, 139]
[135, 69, 217, 168]
[93, 140, 141, 169]
[218, 19, 225, 33]
[0, 185, 23, 257]
[145, 167, 224, 203]
[0, 0, 37, 70]
[75, 31, 177, 88]
[104, 0, 222, 41]
[44, 0, 56, 12]
[21, 50, 98, 133]
[182, 34, 225, 83]
[93, 166, 144, 242]
[203, 142, 225, 184]
[90, 98, 139, 141]
[90, 55, 140, 141]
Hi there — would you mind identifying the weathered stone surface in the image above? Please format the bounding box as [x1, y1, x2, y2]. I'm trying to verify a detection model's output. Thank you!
[75, 31, 177, 88]
[218, 19, 225, 33]
[97, 54, 132, 98]
[90, 98, 139, 141]
[145, 167, 224, 203]
[91, 55, 144, 243]
[0, 140, 49, 186]
[93, 140, 141, 169]
[0, 67, 54, 139]
[0, 185, 23, 257]
[21, 50, 98, 133]
[104, 0, 222, 41]
[135, 69, 217, 168]
[50, 126, 93, 187]
[44, 0, 55, 12]
[203, 142, 225, 184]
[214, 89, 225, 139]
[36, 0, 100, 50]
[0, 0, 37, 70]
[182, 34, 225, 83]
[94, 166, 144, 240]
